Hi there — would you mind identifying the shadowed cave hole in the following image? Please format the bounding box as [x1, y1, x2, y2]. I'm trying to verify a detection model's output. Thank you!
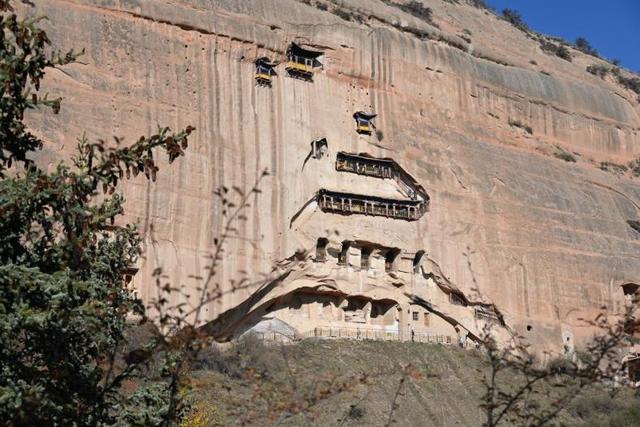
[361, 246, 372, 270]
[413, 250, 426, 273]
[316, 238, 328, 262]
[628, 220, 640, 234]
[385, 248, 401, 273]
[338, 241, 350, 265]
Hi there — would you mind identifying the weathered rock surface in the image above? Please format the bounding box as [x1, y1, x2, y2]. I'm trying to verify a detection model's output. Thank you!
[26, 0, 640, 352]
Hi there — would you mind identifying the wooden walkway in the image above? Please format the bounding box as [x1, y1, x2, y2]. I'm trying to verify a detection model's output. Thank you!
[318, 189, 427, 221]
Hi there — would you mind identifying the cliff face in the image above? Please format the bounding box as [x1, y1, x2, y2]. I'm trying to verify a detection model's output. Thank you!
[27, 0, 640, 351]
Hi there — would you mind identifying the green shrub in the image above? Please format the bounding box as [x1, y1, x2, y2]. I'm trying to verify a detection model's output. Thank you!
[556, 45, 572, 62]
[508, 118, 533, 134]
[554, 151, 577, 163]
[617, 74, 640, 95]
[629, 158, 640, 177]
[575, 37, 599, 57]
[0, 2, 196, 424]
[548, 356, 574, 374]
[502, 8, 528, 32]
[575, 350, 594, 366]
[393, 1, 438, 27]
[540, 40, 572, 62]
[193, 334, 285, 379]
[608, 405, 640, 427]
[333, 8, 353, 21]
[469, 0, 489, 8]
[599, 161, 628, 174]
[540, 41, 557, 54]
[587, 64, 610, 78]
[347, 404, 365, 420]
[571, 389, 640, 425]
[573, 394, 619, 419]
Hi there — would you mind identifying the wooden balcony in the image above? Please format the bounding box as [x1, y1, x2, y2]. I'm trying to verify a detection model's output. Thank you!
[255, 58, 276, 87]
[317, 189, 427, 221]
[285, 58, 314, 80]
[335, 152, 430, 204]
[255, 72, 272, 86]
[357, 123, 372, 134]
[336, 152, 394, 179]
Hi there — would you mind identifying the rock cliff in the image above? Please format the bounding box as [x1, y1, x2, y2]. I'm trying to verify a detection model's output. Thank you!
[27, 0, 640, 352]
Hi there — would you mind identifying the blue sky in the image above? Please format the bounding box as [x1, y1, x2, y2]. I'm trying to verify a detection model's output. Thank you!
[485, 0, 640, 72]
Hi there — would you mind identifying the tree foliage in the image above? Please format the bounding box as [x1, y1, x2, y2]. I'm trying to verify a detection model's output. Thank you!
[0, 1, 195, 424]
[540, 40, 572, 62]
[575, 36, 599, 57]
[501, 9, 528, 32]
[480, 306, 637, 426]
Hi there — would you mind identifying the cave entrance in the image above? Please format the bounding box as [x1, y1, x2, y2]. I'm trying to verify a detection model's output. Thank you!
[311, 138, 328, 159]
[622, 283, 640, 305]
[338, 241, 350, 266]
[413, 250, 426, 274]
[343, 297, 368, 323]
[385, 248, 401, 273]
[316, 238, 329, 262]
[361, 246, 372, 270]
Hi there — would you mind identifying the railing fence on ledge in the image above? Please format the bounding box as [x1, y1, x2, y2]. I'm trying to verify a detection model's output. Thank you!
[307, 327, 452, 344]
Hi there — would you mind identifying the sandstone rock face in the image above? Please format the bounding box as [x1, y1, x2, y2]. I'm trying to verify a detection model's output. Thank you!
[27, 0, 640, 352]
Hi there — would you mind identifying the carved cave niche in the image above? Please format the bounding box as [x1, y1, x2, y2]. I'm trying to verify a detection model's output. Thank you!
[385, 248, 401, 273]
[369, 300, 398, 326]
[413, 250, 426, 274]
[622, 283, 639, 303]
[360, 245, 373, 270]
[338, 241, 350, 266]
[316, 237, 329, 262]
[311, 138, 328, 159]
[342, 296, 370, 324]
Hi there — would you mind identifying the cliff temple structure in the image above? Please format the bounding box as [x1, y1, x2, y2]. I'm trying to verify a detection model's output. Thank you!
[28, 1, 640, 358]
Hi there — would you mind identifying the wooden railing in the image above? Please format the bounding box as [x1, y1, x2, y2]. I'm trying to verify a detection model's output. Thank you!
[318, 189, 427, 221]
[250, 328, 453, 345]
[474, 306, 500, 323]
[335, 152, 430, 205]
[285, 55, 315, 76]
[336, 152, 394, 178]
[308, 326, 452, 344]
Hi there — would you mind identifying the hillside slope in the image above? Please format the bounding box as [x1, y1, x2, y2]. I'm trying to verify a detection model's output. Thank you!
[185, 338, 640, 426]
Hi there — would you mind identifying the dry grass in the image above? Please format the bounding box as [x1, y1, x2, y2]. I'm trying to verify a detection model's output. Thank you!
[180, 338, 640, 426]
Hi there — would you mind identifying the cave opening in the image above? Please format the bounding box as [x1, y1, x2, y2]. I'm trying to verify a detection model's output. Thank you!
[413, 250, 426, 274]
[338, 241, 350, 266]
[316, 237, 329, 262]
[361, 246, 372, 270]
[385, 248, 401, 273]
